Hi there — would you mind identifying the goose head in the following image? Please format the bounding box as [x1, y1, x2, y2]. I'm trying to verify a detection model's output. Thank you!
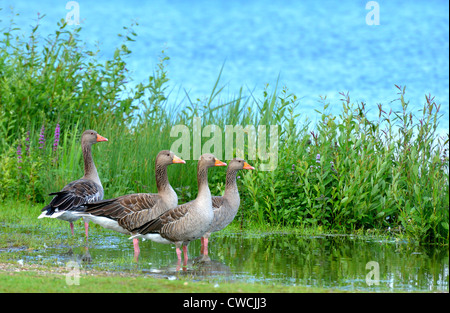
[82, 130, 108, 145]
[156, 150, 186, 166]
[199, 153, 227, 168]
[228, 158, 255, 171]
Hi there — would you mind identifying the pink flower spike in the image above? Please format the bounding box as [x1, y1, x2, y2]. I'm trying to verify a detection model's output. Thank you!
[39, 125, 45, 149]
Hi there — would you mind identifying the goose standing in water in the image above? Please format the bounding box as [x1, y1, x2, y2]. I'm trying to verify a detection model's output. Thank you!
[38, 130, 108, 241]
[75, 150, 185, 260]
[200, 158, 254, 258]
[128, 153, 226, 269]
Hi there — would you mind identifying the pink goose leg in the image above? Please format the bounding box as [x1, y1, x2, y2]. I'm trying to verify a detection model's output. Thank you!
[176, 246, 182, 271]
[182, 245, 189, 269]
[200, 237, 205, 254]
[133, 238, 140, 262]
[70, 222, 74, 236]
[202, 237, 209, 256]
[84, 221, 89, 242]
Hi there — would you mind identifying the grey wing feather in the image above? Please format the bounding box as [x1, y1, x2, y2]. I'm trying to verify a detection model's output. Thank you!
[131, 203, 190, 235]
[212, 196, 224, 209]
[41, 179, 103, 216]
[80, 193, 159, 220]
[118, 203, 164, 231]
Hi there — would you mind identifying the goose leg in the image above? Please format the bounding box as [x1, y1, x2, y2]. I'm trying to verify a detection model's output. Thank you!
[202, 237, 209, 256]
[182, 245, 188, 268]
[84, 221, 89, 242]
[200, 237, 205, 254]
[133, 238, 140, 262]
[70, 222, 74, 236]
[176, 245, 182, 271]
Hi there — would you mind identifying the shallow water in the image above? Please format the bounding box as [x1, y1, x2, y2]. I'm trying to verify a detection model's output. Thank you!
[3, 231, 448, 292]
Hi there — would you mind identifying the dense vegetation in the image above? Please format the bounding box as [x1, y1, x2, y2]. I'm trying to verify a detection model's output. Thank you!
[1, 13, 448, 244]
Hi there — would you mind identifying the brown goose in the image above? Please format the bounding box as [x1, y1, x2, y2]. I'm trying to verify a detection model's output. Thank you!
[38, 130, 108, 240]
[128, 153, 227, 269]
[200, 158, 254, 257]
[74, 150, 185, 259]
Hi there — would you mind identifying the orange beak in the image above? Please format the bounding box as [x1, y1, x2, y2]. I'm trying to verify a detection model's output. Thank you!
[96, 134, 108, 142]
[172, 155, 186, 164]
[214, 158, 227, 167]
[243, 162, 255, 170]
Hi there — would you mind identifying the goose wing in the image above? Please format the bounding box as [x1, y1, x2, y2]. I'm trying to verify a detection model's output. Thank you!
[211, 196, 225, 209]
[41, 179, 102, 216]
[81, 193, 159, 220]
[130, 202, 191, 235]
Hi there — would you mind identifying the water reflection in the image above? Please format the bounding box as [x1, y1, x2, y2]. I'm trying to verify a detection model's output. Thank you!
[207, 233, 449, 291]
[3, 232, 448, 292]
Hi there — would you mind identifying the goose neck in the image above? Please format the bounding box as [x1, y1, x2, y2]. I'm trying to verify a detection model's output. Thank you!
[82, 142, 99, 183]
[224, 169, 239, 198]
[197, 164, 212, 199]
[155, 163, 170, 192]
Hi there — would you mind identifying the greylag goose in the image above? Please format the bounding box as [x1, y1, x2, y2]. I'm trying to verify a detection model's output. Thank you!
[74, 150, 185, 260]
[200, 158, 254, 257]
[128, 153, 227, 269]
[38, 130, 108, 240]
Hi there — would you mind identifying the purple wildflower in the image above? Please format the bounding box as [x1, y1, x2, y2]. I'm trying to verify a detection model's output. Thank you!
[237, 176, 241, 179]
[39, 125, 45, 149]
[53, 123, 60, 152]
[292, 164, 295, 169]
[25, 130, 30, 156]
[331, 161, 337, 173]
[17, 143, 22, 169]
[316, 154, 321, 163]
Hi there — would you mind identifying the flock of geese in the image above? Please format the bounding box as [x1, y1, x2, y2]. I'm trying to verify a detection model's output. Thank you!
[38, 130, 254, 268]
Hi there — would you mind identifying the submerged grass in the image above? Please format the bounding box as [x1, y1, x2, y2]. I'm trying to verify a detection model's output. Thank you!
[0, 11, 448, 245]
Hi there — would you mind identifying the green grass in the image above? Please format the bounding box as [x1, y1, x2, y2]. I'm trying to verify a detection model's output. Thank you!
[0, 264, 331, 293]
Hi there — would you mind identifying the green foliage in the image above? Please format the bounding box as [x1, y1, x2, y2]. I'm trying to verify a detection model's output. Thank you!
[238, 89, 449, 244]
[0, 13, 142, 147]
[0, 12, 448, 244]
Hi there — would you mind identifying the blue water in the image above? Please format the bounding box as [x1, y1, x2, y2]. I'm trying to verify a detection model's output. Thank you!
[1, 0, 449, 133]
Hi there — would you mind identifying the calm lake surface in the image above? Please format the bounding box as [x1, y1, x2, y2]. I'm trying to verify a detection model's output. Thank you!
[1, 0, 448, 134]
[4, 231, 448, 292]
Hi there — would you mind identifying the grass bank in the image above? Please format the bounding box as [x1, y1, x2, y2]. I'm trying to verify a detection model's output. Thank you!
[0, 262, 328, 293]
